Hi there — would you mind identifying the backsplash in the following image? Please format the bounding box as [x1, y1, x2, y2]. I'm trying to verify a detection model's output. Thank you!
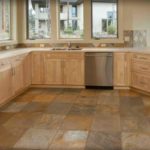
[124, 30, 147, 48]
[133, 30, 147, 48]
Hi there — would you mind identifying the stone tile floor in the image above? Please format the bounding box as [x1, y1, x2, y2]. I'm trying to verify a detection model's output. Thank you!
[0, 88, 150, 150]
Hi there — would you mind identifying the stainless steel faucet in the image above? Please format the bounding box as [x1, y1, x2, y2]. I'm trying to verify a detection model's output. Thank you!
[67, 42, 71, 49]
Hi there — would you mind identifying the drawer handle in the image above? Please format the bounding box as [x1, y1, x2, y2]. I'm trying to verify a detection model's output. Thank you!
[140, 81, 146, 85]
[139, 57, 148, 60]
[140, 67, 149, 70]
[0, 63, 4, 66]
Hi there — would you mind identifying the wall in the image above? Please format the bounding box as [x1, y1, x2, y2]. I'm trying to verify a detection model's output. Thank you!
[123, 0, 150, 47]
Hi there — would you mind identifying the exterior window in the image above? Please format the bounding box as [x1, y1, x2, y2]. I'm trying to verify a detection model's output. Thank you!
[0, 0, 11, 41]
[59, 0, 84, 39]
[27, 0, 51, 39]
[92, 0, 118, 39]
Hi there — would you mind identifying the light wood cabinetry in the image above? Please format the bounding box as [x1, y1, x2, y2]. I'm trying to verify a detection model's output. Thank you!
[64, 57, 84, 86]
[23, 54, 31, 87]
[43, 52, 85, 86]
[131, 53, 150, 92]
[31, 52, 44, 85]
[0, 54, 31, 106]
[0, 59, 13, 105]
[44, 57, 63, 85]
[11, 56, 24, 94]
[114, 52, 131, 88]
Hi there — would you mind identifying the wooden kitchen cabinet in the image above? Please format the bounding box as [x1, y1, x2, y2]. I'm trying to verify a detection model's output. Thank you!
[11, 56, 24, 94]
[44, 58, 63, 85]
[114, 52, 131, 88]
[43, 52, 85, 86]
[31, 52, 44, 84]
[64, 58, 84, 86]
[23, 54, 31, 87]
[131, 53, 150, 92]
[0, 60, 13, 105]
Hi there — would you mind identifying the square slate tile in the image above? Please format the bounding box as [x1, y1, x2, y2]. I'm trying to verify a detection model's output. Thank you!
[3, 112, 42, 129]
[97, 95, 120, 106]
[2, 102, 28, 113]
[122, 132, 150, 150]
[14, 128, 57, 149]
[68, 104, 96, 116]
[61, 115, 93, 130]
[45, 102, 72, 115]
[76, 96, 98, 106]
[80, 89, 98, 97]
[92, 115, 121, 132]
[0, 112, 15, 124]
[54, 93, 78, 103]
[86, 131, 121, 150]
[33, 93, 56, 102]
[22, 102, 47, 112]
[49, 130, 88, 150]
[121, 117, 138, 132]
[33, 113, 65, 130]
[95, 105, 120, 118]
[0, 126, 26, 149]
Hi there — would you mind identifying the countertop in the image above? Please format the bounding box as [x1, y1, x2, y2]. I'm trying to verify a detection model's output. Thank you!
[0, 47, 150, 59]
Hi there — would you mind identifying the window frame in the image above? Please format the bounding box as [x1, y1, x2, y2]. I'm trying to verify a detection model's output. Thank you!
[91, 0, 119, 40]
[0, 0, 11, 41]
[26, 0, 51, 40]
[0, 0, 18, 46]
[57, 0, 84, 40]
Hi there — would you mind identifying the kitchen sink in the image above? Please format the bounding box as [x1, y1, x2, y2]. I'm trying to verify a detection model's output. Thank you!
[51, 47, 82, 51]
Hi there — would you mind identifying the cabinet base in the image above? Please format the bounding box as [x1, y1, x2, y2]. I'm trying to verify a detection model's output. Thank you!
[131, 87, 150, 96]
[31, 84, 85, 89]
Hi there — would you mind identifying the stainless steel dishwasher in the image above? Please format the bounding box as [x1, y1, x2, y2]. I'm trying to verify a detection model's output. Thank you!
[85, 52, 113, 88]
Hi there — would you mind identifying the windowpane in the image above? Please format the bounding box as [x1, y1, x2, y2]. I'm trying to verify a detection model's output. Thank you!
[0, 0, 11, 41]
[27, 0, 51, 39]
[92, 0, 118, 39]
[59, 0, 84, 39]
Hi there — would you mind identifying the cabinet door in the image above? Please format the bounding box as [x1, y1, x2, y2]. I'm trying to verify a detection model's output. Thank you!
[64, 59, 84, 86]
[23, 54, 31, 88]
[31, 52, 44, 84]
[44, 58, 63, 85]
[0, 62, 13, 105]
[12, 57, 24, 94]
[114, 53, 131, 87]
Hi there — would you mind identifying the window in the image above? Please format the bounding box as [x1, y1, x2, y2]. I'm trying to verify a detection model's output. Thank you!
[27, 0, 51, 39]
[0, 0, 11, 41]
[59, 0, 84, 39]
[92, 0, 118, 39]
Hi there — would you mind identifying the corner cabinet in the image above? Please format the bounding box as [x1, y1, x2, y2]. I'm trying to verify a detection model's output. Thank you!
[131, 53, 150, 92]
[0, 59, 13, 105]
[114, 52, 131, 88]
[0, 54, 31, 106]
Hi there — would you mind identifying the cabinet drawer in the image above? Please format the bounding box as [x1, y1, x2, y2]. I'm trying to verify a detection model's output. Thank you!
[132, 53, 150, 62]
[132, 61, 150, 74]
[132, 72, 150, 92]
[44, 52, 84, 59]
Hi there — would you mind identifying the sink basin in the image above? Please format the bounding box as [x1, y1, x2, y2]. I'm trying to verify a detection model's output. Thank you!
[52, 47, 82, 51]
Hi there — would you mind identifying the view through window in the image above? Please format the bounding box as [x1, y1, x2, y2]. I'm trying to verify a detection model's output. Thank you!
[27, 0, 51, 39]
[92, 0, 118, 39]
[59, 0, 84, 39]
[0, 0, 11, 41]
